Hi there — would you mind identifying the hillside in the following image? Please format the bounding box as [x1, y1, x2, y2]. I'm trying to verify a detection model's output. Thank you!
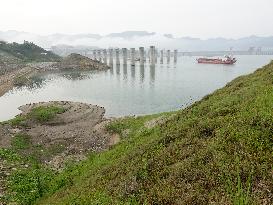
[1, 61, 272, 204]
[0, 41, 61, 63]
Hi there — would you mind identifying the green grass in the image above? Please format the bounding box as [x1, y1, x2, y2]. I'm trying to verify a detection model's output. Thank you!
[3, 61, 273, 204]
[11, 134, 31, 150]
[3, 105, 66, 126]
[0, 148, 22, 162]
[1, 133, 65, 204]
[30, 105, 66, 122]
[7, 165, 56, 205]
[5, 115, 27, 126]
[0, 105, 67, 204]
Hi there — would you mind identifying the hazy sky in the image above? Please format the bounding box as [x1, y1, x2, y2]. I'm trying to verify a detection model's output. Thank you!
[1, 0, 272, 38]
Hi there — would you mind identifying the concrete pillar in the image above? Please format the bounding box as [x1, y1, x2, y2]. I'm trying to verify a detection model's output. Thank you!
[103, 49, 107, 64]
[160, 50, 164, 64]
[139, 47, 145, 65]
[97, 50, 102, 61]
[122, 48, 128, 64]
[115, 48, 120, 65]
[155, 49, 158, 63]
[130, 48, 135, 66]
[167, 50, 171, 63]
[174, 49, 178, 63]
[123, 63, 128, 79]
[109, 49, 113, 65]
[93, 50, 97, 60]
[150, 46, 155, 65]
[148, 49, 151, 62]
[144, 50, 147, 62]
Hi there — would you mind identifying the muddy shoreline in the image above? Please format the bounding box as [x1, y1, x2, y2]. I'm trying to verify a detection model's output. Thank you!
[0, 66, 37, 97]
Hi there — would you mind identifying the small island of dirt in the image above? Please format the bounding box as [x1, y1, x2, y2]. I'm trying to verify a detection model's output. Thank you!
[0, 101, 119, 170]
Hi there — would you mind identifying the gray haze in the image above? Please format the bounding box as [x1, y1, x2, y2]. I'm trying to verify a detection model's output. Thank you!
[1, 0, 273, 38]
[1, 30, 273, 51]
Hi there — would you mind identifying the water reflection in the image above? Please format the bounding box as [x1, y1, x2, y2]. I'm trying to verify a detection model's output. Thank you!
[61, 72, 90, 81]
[123, 63, 128, 80]
[140, 64, 145, 83]
[109, 67, 114, 77]
[116, 64, 120, 75]
[19, 77, 46, 90]
[149, 64, 155, 85]
[131, 65, 136, 79]
[109, 58, 113, 67]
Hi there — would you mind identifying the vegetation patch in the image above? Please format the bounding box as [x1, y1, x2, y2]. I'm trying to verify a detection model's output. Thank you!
[5, 115, 27, 126]
[13, 75, 31, 87]
[0, 148, 22, 162]
[11, 133, 31, 150]
[30, 106, 66, 122]
[4, 105, 66, 126]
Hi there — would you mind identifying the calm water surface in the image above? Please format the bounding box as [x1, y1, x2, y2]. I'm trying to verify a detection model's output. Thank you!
[0, 55, 272, 121]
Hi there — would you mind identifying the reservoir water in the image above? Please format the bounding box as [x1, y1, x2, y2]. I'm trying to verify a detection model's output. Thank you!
[0, 55, 272, 121]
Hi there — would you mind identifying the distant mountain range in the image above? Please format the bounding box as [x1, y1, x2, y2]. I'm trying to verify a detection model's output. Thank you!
[1, 30, 273, 51]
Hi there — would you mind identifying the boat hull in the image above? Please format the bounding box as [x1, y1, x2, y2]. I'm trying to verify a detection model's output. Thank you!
[197, 57, 236, 65]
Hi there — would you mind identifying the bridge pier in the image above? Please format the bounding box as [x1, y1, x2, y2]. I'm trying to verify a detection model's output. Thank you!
[150, 46, 156, 65]
[167, 50, 170, 63]
[174, 50, 178, 63]
[155, 49, 158, 63]
[93, 50, 97, 60]
[122, 48, 128, 64]
[139, 47, 145, 65]
[160, 50, 164, 64]
[109, 49, 113, 65]
[103, 49, 107, 64]
[115, 49, 120, 65]
[144, 50, 147, 62]
[130, 48, 136, 66]
[97, 50, 102, 62]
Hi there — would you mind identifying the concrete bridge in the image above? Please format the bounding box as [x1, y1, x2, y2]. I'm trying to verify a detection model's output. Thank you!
[87, 47, 178, 66]
[46, 46, 273, 63]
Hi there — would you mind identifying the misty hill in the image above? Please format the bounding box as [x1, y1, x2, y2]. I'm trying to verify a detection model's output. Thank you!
[1, 30, 273, 51]
[106, 31, 156, 39]
[0, 40, 61, 62]
[50, 44, 100, 56]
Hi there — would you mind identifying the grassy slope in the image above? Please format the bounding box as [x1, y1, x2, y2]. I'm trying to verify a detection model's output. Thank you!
[10, 62, 273, 204]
